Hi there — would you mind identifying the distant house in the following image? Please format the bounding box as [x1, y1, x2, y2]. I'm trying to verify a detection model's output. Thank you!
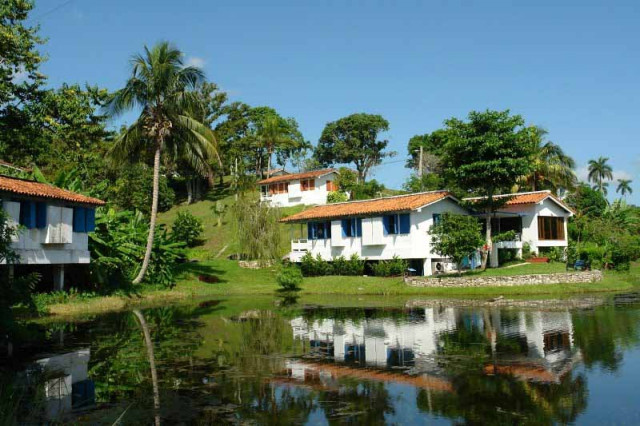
[280, 190, 467, 275]
[0, 175, 105, 290]
[464, 190, 573, 266]
[258, 168, 339, 207]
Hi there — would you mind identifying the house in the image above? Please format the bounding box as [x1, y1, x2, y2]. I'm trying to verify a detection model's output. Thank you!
[463, 190, 573, 267]
[280, 190, 468, 275]
[0, 175, 105, 290]
[258, 168, 339, 207]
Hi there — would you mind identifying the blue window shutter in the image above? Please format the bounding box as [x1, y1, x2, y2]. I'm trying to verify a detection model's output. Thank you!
[36, 202, 47, 229]
[73, 207, 86, 232]
[383, 216, 390, 235]
[399, 214, 410, 234]
[356, 218, 362, 237]
[325, 221, 331, 239]
[20, 201, 36, 229]
[341, 219, 348, 238]
[307, 223, 313, 239]
[86, 208, 96, 232]
[350, 219, 356, 237]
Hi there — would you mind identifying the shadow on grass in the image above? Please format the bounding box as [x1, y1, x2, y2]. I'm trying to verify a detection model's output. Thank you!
[176, 262, 230, 284]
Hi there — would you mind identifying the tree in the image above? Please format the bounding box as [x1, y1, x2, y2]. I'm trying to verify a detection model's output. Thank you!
[405, 129, 448, 172]
[517, 126, 576, 192]
[231, 196, 283, 262]
[430, 213, 484, 275]
[441, 110, 532, 269]
[106, 42, 218, 284]
[256, 114, 304, 178]
[588, 156, 613, 195]
[315, 113, 394, 182]
[616, 179, 633, 197]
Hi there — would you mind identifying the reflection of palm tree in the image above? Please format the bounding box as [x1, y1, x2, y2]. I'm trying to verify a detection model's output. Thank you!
[133, 310, 160, 426]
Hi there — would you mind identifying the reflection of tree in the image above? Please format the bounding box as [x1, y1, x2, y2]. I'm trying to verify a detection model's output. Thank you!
[133, 310, 160, 426]
[572, 304, 640, 371]
[318, 380, 394, 425]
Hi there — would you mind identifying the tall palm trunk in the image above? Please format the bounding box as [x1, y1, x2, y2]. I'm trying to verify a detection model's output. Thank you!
[133, 139, 162, 284]
[481, 215, 492, 270]
[133, 310, 161, 426]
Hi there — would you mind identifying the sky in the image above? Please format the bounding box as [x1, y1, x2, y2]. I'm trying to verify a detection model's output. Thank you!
[29, 0, 639, 204]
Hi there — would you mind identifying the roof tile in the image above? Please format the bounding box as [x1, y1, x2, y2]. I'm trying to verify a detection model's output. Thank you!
[464, 190, 573, 213]
[258, 168, 337, 185]
[281, 191, 452, 222]
[0, 175, 105, 206]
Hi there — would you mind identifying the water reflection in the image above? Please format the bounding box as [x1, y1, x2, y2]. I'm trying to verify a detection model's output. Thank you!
[3, 295, 640, 424]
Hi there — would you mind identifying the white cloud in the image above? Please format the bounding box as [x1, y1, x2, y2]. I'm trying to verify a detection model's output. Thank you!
[185, 56, 205, 68]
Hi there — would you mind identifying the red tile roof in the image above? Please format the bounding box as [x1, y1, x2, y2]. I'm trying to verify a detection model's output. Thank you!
[464, 190, 573, 213]
[258, 168, 337, 185]
[0, 175, 105, 206]
[280, 191, 453, 222]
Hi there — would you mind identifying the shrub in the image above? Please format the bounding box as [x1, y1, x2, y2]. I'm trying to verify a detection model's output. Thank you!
[539, 246, 565, 263]
[327, 191, 349, 203]
[498, 248, 519, 264]
[300, 252, 333, 276]
[276, 265, 303, 290]
[371, 256, 407, 277]
[231, 196, 282, 262]
[171, 211, 204, 247]
[329, 254, 365, 276]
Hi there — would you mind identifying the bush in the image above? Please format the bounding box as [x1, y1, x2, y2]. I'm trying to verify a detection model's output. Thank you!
[371, 256, 407, 277]
[539, 246, 565, 263]
[327, 191, 349, 203]
[300, 252, 333, 276]
[276, 265, 303, 290]
[171, 211, 204, 247]
[330, 254, 365, 276]
[522, 242, 533, 260]
[498, 248, 519, 264]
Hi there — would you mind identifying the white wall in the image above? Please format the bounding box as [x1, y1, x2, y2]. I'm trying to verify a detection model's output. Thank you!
[1, 200, 92, 265]
[262, 172, 338, 207]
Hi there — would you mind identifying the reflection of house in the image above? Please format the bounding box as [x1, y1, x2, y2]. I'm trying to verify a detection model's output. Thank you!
[258, 169, 339, 207]
[464, 191, 574, 266]
[0, 175, 105, 289]
[28, 349, 94, 420]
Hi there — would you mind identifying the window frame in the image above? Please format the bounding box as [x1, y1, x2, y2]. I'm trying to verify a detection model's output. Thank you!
[537, 216, 565, 240]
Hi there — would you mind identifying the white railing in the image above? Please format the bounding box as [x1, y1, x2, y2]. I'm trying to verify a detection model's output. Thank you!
[260, 194, 272, 202]
[292, 239, 311, 252]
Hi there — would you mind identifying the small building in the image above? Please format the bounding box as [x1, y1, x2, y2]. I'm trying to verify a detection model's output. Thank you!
[258, 168, 339, 207]
[0, 175, 105, 290]
[464, 190, 573, 266]
[280, 190, 467, 275]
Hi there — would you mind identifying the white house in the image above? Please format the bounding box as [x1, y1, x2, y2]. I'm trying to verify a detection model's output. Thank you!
[0, 175, 105, 289]
[463, 190, 574, 266]
[280, 190, 468, 275]
[258, 168, 339, 207]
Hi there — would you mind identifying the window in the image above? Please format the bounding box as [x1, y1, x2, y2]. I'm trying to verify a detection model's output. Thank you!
[307, 221, 331, 240]
[269, 182, 288, 194]
[538, 216, 565, 240]
[341, 218, 362, 238]
[383, 213, 410, 235]
[36, 202, 47, 229]
[326, 180, 336, 191]
[19, 201, 36, 229]
[300, 178, 315, 191]
[432, 213, 442, 225]
[73, 207, 97, 233]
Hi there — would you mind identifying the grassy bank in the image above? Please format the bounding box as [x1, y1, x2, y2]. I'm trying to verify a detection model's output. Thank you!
[40, 260, 640, 317]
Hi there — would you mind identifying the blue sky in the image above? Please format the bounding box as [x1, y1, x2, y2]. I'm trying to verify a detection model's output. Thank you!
[30, 0, 639, 203]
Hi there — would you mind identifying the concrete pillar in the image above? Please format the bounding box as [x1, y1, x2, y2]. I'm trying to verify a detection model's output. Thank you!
[423, 258, 433, 276]
[53, 265, 65, 292]
[490, 246, 499, 268]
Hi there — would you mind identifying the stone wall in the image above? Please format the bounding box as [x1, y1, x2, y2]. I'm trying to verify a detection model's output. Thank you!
[407, 270, 603, 288]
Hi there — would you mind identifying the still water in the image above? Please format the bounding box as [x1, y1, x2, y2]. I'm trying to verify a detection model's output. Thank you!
[3, 294, 640, 425]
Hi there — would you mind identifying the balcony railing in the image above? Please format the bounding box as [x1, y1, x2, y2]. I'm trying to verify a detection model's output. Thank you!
[292, 239, 311, 252]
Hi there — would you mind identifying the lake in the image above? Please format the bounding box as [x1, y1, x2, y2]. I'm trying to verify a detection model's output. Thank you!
[3, 294, 640, 425]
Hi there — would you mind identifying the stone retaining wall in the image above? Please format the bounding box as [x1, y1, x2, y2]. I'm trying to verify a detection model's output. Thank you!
[407, 270, 603, 288]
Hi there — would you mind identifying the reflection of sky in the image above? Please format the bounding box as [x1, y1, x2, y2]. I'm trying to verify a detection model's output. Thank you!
[383, 383, 454, 425]
[575, 346, 640, 425]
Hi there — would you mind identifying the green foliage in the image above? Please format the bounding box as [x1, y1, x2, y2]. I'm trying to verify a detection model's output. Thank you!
[403, 173, 444, 193]
[539, 246, 565, 262]
[522, 242, 533, 260]
[371, 256, 408, 277]
[171, 211, 204, 247]
[276, 265, 303, 290]
[331, 254, 365, 276]
[587, 156, 613, 195]
[315, 113, 394, 181]
[430, 213, 484, 274]
[31, 288, 98, 316]
[300, 253, 333, 276]
[351, 179, 386, 200]
[300, 253, 365, 277]
[327, 191, 349, 203]
[109, 164, 176, 214]
[492, 230, 517, 243]
[566, 183, 608, 218]
[406, 130, 448, 170]
[231, 196, 282, 262]
[89, 209, 185, 289]
[211, 200, 228, 226]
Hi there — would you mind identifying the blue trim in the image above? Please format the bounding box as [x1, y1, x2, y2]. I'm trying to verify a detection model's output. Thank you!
[19, 201, 36, 229]
[399, 213, 410, 234]
[356, 218, 362, 237]
[35, 202, 47, 229]
[341, 219, 348, 238]
[86, 208, 96, 232]
[73, 207, 86, 232]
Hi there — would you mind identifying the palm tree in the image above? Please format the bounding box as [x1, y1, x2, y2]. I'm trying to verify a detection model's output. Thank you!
[106, 42, 218, 284]
[616, 179, 633, 197]
[587, 156, 613, 195]
[256, 115, 298, 178]
[518, 126, 576, 192]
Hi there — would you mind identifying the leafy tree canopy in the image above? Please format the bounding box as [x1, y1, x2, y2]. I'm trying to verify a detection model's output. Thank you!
[430, 213, 484, 274]
[315, 113, 394, 182]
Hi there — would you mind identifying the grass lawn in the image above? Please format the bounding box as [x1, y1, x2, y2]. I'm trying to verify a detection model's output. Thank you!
[42, 259, 640, 317]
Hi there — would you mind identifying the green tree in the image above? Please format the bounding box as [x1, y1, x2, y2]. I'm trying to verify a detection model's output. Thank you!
[441, 110, 532, 269]
[517, 126, 576, 192]
[106, 42, 218, 284]
[588, 156, 613, 195]
[405, 129, 447, 172]
[430, 213, 484, 275]
[231, 196, 282, 262]
[616, 179, 633, 198]
[256, 113, 304, 178]
[315, 113, 394, 182]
